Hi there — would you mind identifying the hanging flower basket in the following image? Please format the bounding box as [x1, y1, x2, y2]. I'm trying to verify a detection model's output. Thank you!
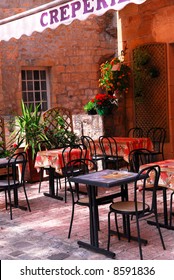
[99, 56, 131, 94]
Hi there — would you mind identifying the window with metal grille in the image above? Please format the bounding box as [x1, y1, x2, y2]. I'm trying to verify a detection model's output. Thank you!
[21, 69, 49, 111]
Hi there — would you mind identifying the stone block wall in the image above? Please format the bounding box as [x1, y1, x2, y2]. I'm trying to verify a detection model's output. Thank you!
[0, 1, 119, 143]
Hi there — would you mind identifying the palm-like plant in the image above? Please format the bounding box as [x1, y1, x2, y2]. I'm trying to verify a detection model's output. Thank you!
[10, 101, 48, 159]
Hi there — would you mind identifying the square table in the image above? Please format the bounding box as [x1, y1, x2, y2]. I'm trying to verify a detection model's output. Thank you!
[69, 169, 143, 258]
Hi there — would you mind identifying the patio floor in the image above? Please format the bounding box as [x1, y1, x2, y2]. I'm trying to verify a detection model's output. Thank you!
[0, 179, 174, 260]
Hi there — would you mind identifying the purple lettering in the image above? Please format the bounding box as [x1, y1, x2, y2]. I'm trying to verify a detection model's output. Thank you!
[49, 9, 59, 24]
[96, 0, 108, 10]
[110, 0, 116, 5]
[83, 0, 94, 14]
[40, 12, 48, 27]
[71, 1, 81, 18]
[60, 5, 70, 21]
[118, 0, 129, 3]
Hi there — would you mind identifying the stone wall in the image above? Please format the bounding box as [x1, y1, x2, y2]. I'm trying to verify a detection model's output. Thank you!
[0, 1, 117, 117]
[0, 1, 118, 142]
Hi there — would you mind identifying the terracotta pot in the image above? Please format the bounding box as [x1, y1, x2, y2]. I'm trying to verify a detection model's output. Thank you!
[17, 147, 40, 183]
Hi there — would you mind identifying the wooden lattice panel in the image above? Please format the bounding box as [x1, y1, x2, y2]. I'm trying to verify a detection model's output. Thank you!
[0, 116, 5, 150]
[43, 107, 73, 132]
[133, 43, 168, 140]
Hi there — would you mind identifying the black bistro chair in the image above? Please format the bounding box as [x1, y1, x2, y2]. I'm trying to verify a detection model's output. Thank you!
[0, 152, 31, 220]
[99, 136, 125, 170]
[127, 127, 144, 138]
[81, 135, 105, 169]
[128, 147, 167, 195]
[147, 127, 166, 160]
[107, 165, 166, 260]
[61, 144, 87, 203]
[128, 148, 154, 173]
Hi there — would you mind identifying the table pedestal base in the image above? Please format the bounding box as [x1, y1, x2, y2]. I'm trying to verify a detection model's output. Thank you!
[44, 192, 63, 200]
[147, 220, 174, 230]
[77, 240, 115, 259]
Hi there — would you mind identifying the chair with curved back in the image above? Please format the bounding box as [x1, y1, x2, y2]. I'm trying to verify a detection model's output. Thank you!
[99, 136, 125, 170]
[127, 127, 144, 138]
[128, 148, 154, 173]
[128, 148, 167, 222]
[147, 127, 166, 160]
[81, 135, 105, 170]
[61, 144, 87, 203]
[107, 165, 166, 260]
[0, 152, 31, 219]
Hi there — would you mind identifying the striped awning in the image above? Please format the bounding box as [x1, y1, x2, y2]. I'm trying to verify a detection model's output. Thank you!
[0, 0, 146, 41]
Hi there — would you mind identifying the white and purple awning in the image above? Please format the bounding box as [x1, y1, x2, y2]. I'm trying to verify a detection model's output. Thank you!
[0, 0, 146, 41]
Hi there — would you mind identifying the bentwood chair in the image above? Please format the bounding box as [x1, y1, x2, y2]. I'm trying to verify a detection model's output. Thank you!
[128, 148, 154, 173]
[127, 127, 144, 138]
[0, 152, 31, 220]
[62, 144, 87, 202]
[99, 136, 125, 170]
[81, 135, 105, 169]
[65, 158, 124, 239]
[107, 165, 166, 260]
[128, 148, 167, 208]
[147, 127, 166, 160]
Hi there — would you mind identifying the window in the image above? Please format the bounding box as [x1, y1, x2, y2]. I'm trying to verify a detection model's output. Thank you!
[21, 69, 50, 111]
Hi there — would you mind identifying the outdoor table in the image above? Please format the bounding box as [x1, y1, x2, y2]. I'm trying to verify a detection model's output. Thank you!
[94, 137, 154, 162]
[140, 159, 174, 230]
[69, 169, 145, 258]
[34, 148, 89, 200]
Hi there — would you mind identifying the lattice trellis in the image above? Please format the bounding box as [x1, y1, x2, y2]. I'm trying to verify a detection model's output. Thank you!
[133, 43, 169, 140]
[43, 107, 73, 133]
[0, 116, 5, 150]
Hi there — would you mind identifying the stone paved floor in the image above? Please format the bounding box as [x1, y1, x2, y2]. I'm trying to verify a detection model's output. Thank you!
[1, 179, 174, 260]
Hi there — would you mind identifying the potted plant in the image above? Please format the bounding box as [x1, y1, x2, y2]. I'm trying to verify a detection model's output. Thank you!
[84, 101, 97, 115]
[10, 101, 49, 182]
[91, 93, 117, 116]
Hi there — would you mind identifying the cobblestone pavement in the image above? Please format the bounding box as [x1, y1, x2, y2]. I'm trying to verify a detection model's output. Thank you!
[0, 179, 174, 260]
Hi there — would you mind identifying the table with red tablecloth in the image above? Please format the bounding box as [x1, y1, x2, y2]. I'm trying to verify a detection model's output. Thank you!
[35, 148, 88, 174]
[94, 137, 154, 162]
[34, 148, 89, 200]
